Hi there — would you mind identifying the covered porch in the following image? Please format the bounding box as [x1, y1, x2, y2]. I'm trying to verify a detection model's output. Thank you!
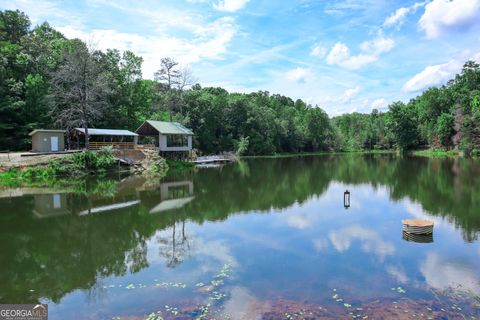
[70, 128, 139, 150]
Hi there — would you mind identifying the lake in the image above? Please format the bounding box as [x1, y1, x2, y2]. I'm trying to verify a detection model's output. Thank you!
[1, 154, 480, 319]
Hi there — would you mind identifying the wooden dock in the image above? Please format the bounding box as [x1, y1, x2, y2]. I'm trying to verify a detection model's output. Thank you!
[191, 156, 234, 164]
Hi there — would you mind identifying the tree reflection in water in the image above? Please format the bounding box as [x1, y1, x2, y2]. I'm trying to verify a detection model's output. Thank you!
[0, 154, 480, 315]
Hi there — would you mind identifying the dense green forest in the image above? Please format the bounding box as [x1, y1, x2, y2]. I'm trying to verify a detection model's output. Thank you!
[1, 9, 480, 155]
[333, 68, 480, 154]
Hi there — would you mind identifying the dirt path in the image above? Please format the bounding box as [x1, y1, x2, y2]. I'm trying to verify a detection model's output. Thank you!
[0, 152, 74, 170]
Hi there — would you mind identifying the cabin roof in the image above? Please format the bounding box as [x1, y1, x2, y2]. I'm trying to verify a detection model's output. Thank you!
[29, 129, 66, 136]
[137, 120, 193, 135]
[73, 128, 138, 136]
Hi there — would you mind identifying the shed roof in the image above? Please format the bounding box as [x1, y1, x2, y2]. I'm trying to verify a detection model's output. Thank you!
[139, 121, 193, 135]
[74, 128, 138, 136]
[29, 129, 66, 136]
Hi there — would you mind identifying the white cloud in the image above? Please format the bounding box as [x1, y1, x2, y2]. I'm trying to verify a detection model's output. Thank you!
[57, 16, 236, 79]
[1, 0, 83, 27]
[329, 225, 395, 260]
[284, 67, 311, 83]
[370, 98, 386, 109]
[286, 215, 310, 229]
[316, 88, 355, 108]
[360, 35, 395, 54]
[402, 59, 461, 92]
[420, 252, 480, 293]
[384, 7, 410, 27]
[326, 43, 350, 65]
[86, 1, 204, 34]
[324, 0, 372, 16]
[326, 34, 394, 69]
[403, 50, 480, 92]
[419, 0, 480, 39]
[194, 238, 238, 268]
[340, 86, 361, 103]
[386, 266, 408, 284]
[213, 0, 250, 12]
[222, 287, 271, 320]
[383, 2, 425, 28]
[310, 44, 327, 58]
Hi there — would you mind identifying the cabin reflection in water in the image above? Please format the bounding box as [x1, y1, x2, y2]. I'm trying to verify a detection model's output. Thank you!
[28, 178, 195, 218]
[149, 181, 194, 214]
[33, 193, 70, 219]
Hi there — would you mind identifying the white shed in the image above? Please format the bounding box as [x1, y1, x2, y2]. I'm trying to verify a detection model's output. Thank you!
[29, 129, 66, 152]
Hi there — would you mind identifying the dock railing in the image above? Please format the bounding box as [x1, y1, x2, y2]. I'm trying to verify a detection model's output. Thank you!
[88, 142, 136, 150]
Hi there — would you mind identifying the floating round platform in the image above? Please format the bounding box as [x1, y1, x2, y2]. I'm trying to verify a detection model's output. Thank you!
[402, 219, 434, 235]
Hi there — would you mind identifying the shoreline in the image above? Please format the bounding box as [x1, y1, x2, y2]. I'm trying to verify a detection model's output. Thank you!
[241, 149, 469, 159]
[0, 149, 474, 186]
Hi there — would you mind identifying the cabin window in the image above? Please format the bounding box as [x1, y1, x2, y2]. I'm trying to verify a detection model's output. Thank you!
[167, 135, 188, 147]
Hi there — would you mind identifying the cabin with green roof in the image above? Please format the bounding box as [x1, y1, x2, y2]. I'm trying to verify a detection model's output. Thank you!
[135, 120, 193, 152]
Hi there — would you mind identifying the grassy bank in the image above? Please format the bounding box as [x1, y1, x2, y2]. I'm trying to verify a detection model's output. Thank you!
[241, 149, 478, 159]
[166, 160, 195, 172]
[241, 150, 396, 159]
[0, 148, 118, 181]
[0, 148, 177, 186]
[411, 149, 460, 158]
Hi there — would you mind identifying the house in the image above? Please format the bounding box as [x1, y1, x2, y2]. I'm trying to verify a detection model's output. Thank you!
[70, 128, 139, 149]
[29, 129, 66, 152]
[135, 120, 193, 152]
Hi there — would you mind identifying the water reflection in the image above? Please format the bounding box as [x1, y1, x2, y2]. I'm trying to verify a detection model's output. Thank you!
[402, 231, 434, 243]
[157, 220, 193, 268]
[329, 225, 396, 261]
[150, 180, 194, 214]
[420, 252, 480, 292]
[0, 155, 480, 319]
[13, 177, 196, 218]
[33, 194, 70, 218]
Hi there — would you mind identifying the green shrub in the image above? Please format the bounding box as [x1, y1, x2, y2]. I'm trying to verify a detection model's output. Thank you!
[235, 136, 250, 156]
[69, 147, 116, 172]
[148, 158, 169, 175]
[0, 170, 21, 180]
[95, 146, 116, 169]
[166, 160, 194, 171]
[472, 149, 480, 157]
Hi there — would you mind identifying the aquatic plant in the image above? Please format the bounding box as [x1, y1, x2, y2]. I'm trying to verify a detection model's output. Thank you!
[145, 312, 164, 320]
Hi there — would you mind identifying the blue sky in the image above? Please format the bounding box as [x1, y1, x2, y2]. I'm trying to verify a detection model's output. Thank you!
[2, 0, 480, 115]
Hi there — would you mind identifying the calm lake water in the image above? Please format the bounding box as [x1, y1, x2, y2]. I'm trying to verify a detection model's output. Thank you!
[1, 154, 480, 319]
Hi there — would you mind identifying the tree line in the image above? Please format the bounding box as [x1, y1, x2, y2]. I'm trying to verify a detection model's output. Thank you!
[333, 62, 480, 155]
[1, 9, 480, 155]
